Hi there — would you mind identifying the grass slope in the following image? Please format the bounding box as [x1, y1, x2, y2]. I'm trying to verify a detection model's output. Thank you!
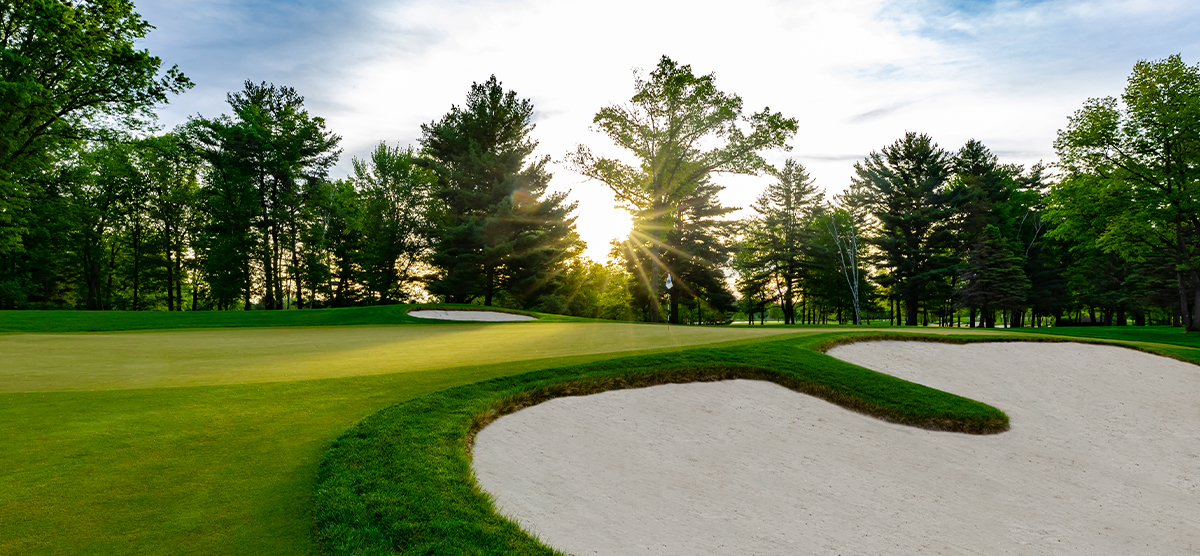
[313, 332, 1011, 555]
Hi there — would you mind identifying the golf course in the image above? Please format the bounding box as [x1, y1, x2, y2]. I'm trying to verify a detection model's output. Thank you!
[3, 307, 1198, 555]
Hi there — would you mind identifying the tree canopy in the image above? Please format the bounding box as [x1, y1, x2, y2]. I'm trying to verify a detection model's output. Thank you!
[421, 76, 582, 306]
[570, 55, 796, 321]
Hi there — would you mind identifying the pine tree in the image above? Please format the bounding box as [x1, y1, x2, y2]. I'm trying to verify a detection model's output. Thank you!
[855, 132, 964, 325]
[956, 226, 1031, 327]
[421, 76, 581, 306]
[742, 159, 823, 323]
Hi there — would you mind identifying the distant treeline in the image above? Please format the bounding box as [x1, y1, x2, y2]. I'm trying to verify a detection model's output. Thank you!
[1, 2, 1198, 330]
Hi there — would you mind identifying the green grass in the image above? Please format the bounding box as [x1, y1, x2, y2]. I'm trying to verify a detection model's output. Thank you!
[0, 318, 808, 555]
[1014, 324, 1200, 349]
[3, 312, 1199, 556]
[0, 304, 588, 334]
[312, 332, 1011, 555]
[0, 322, 806, 392]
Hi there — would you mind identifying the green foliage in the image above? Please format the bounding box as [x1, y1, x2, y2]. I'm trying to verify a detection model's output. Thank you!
[738, 159, 824, 323]
[1053, 54, 1200, 330]
[351, 143, 438, 303]
[956, 226, 1031, 326]
[0, 0, 191, 256]
[187, 81, 342, 310]
[570, 56, 796, 322]
[421, 76, 582, 307]
[854, 132, 964, 325]
[615, 178, 739, 322]
[528, 258, 638, 320]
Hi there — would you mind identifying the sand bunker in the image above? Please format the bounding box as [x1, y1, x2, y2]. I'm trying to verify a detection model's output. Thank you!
[472, 341, 1200, 555]
[408, 309, 535, 322]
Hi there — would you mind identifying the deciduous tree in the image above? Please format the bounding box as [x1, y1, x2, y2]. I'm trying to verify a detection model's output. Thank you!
[569, 56, 796, 321]
[1053, 54, 1200, 331]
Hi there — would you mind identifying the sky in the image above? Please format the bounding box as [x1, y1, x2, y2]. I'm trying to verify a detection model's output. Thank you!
[137, 0, 1200, 262]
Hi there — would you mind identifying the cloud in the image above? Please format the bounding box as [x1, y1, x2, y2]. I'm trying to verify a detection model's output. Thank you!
[137, 0, 1200, 261]
[848, 102, 913, 124]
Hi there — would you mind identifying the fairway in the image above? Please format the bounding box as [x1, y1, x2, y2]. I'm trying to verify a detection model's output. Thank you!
[1, 322, 803, 393]
[5, 320, 1199, 556]
[1, 319, 810, 556]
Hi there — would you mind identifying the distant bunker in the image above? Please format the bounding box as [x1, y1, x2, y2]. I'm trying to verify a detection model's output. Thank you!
[408, 309, 536, 322]
[472, 341, 1200, 555]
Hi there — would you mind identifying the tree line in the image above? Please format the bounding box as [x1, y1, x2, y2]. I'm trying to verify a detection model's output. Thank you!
[2, 2, 1199, 331]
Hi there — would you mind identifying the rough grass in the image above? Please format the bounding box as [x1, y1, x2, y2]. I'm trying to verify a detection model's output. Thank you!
[312, 333, 1011, 556]
[1014, 324, 1200, 349]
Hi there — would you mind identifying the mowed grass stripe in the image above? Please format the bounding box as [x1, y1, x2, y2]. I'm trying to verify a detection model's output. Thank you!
[0, 304, 586, 334]
[0, 322, 806, 393]
[1, 349, 713, 556]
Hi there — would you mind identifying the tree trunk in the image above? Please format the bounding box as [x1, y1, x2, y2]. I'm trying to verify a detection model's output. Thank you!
[177, 259, 184, 311]
[484, 265, 495, 306]
[106, 242, 118, 310]
[263, 233, 276, 310]
[905, 289, 919, 326]
[1190, 270, 1200, 332]
[292, 227, 303, 309]
[166, 246, 175, 312]
[132, 223, 141, 311]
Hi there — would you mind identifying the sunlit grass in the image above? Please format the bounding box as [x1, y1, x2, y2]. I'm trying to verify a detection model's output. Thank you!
[0, 323, 807, 393]
[0, 303, 584, 334]
[3, 313, 1198, 555]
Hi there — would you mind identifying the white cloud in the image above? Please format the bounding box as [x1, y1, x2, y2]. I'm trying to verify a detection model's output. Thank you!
[141, 0, 1200, 261]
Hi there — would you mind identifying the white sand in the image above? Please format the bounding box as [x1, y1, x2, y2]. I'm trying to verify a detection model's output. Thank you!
[408, 309, 536, 321]
[472, 341, 1200, 555]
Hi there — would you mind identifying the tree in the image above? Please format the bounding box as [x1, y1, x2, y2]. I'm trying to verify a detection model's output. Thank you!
[826, 207, 864, 325]
[569, 55, 796, 322]
[616, 177, 739, 323]
[956, 226, 1031, 327]
[0, 0, 191, 256]
[188, 81, 341, 310]
[298, 178, 362, 307]
[136, 132, 201, 311]
[60, 141, 140, 310]
[351, 143, 437, 303]
[949, 139, 1046, 327]
[421, 76, 582, 306]
[1053, 54, 1200, 331]
[740, 159, 823, 324]
[854, 132, 964, 325]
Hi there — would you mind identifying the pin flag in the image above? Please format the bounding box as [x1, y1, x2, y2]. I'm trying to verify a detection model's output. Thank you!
[666, 274, 674, 290]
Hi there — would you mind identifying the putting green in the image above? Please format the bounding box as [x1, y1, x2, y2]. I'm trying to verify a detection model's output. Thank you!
[1, 322, 804, 393]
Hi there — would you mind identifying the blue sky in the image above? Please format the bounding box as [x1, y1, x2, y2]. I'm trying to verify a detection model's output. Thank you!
[137, 0, 1200, 261]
